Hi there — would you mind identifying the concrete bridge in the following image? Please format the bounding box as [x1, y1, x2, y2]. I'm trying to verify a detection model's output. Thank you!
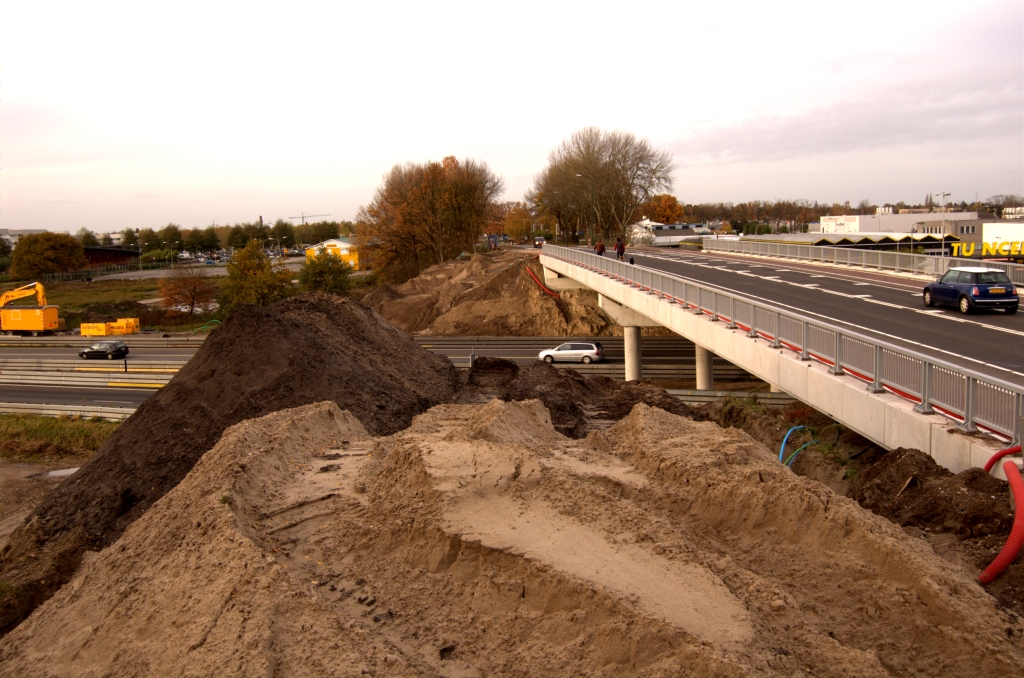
[541, 245, 1023, 477]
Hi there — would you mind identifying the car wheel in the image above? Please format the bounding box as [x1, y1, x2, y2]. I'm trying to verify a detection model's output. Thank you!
[543, 356, 554, 364]
[923, 290, 934, 307]
[582, 356, 592, 364]
[1008, 305, 1019, 315]
[107, 353, 114, 360]
[958, 296, 972, 314]
[79, 354, 87, 360]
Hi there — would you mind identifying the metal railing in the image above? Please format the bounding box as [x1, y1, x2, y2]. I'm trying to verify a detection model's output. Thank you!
[0, 370, 170, 388]
[702, 238, 1024, 284]
[0, 403, 135, 420]
[543, 244, 1024, 444]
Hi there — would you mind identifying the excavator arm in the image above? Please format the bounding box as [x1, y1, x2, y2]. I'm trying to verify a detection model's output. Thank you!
[0, 282, 47, 307]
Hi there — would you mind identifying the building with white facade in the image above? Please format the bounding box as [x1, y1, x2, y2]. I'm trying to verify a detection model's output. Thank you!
[820, 212, 982, 234]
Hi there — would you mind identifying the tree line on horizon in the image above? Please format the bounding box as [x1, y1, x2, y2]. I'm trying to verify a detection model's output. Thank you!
[7, 123, 1023, 282]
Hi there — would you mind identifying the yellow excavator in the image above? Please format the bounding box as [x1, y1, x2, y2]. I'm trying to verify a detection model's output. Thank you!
[0, 282, 61, 336]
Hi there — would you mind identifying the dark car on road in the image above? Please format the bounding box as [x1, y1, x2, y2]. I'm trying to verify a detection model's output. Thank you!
[78, 341, 130, 360]
[924, 267, 1018, 314]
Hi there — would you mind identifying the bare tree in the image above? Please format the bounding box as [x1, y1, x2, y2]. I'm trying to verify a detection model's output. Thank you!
[529, 128, 674, 244]
[158, 265, 217, 317]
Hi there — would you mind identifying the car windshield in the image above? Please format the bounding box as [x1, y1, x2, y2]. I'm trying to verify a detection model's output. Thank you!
[90, 343, 111, 349]
[977, 271, 1011, 284]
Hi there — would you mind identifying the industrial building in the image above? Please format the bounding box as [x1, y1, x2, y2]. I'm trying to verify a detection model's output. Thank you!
[820, 211, 984, 234]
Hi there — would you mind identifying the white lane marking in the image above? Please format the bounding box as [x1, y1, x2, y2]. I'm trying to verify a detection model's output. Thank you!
[635, 253, 1024, 335]
[631, 264, 1024, 380]
[853, 283, 872, 286]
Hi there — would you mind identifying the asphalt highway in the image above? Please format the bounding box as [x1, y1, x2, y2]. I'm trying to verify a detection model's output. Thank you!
[0, 384, 154, 407]
[618, 248, 1024, 386]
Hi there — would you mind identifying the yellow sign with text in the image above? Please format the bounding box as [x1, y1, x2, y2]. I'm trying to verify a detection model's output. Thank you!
[951, 241, 1023, 257]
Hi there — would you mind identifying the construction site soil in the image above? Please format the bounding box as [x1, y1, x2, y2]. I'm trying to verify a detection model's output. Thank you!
[1, 292, 1023, 674]
[2, 399, 1022, 676]
[698, 396, 1024, 616]
[0, 297, 704, 643]
[362, 250, 672, 337]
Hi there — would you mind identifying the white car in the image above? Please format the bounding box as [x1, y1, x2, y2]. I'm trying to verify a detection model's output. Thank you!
[538, 342, 604, 364]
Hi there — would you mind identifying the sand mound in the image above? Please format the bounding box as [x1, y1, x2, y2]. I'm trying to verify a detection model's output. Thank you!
[363, 250, 616, 336]
[697, 396, 1024, 614]
[5, 399, 1021, 677]
[0, 293, 458, 636]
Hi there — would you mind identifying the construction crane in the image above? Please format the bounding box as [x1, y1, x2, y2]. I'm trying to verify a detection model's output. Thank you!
[288, 212, 331, 224]
[0, 282, 61, 336]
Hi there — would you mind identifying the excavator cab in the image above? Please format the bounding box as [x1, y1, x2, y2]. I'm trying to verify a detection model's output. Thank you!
[0, 282, 61, 336]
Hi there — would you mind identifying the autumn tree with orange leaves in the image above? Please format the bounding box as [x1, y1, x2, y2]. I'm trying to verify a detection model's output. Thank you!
[639, 194, 685, 224]
[356, 156, 503, 282]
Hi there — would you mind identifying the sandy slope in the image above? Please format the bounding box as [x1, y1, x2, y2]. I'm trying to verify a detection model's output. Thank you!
[3, 400, 1022, 677]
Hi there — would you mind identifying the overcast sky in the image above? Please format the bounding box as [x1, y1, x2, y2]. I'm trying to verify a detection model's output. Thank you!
[1, 1, 1021, 233]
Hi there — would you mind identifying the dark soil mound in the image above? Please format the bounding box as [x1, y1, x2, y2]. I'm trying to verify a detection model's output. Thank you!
[849, 448, 1012, 538]
[460, 359, 692, 438]
[0, 293, 458, 636]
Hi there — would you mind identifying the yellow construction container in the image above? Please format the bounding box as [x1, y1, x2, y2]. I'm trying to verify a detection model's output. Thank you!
[0, 306, 59, 334]
[0, 282, 60, 336]
[81, 318, 140, 337]
[81, 323, 112, 337]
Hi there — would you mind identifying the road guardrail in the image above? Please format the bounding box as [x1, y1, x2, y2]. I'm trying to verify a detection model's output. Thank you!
[666, 389, 796, 408]
[0, 359, 183, 372]
[0, 403, 135, 421]
[0, 370, 170, 388]
[544, 243, 1024, 444]
[0, 335, 208, 348]
[702, 238, 1024, 284]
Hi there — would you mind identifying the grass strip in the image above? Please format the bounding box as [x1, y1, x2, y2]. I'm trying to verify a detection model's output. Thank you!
[0, 414, 119, 453]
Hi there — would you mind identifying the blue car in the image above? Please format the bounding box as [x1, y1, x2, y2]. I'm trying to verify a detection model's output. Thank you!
[923, 267, 1018, 314]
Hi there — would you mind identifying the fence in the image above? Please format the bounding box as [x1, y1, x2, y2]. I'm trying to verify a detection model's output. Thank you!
[543, 244, 1024, 444]
[702, 238, 1024, 284]
[43, 260, 175, 283]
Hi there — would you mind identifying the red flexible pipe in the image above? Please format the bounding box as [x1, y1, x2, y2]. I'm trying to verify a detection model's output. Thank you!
[979, 461, 1024, 584]
[525, 266, 561, 298]
[984, 445, 1022, 473]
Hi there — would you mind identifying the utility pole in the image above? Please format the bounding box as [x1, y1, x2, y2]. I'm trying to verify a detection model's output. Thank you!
[935, 192, 950, 257]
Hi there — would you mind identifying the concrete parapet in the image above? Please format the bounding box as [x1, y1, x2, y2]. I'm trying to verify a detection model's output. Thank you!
[540, 253, 1005, 474]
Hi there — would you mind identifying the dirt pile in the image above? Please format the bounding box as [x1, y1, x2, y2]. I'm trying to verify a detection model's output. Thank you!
[0, 293, 459, 636]
[457, 358, 692, 437]
[697, 395, 1024, 614]
[3, 399, 1021, 677]
[362, 250, 616, 336]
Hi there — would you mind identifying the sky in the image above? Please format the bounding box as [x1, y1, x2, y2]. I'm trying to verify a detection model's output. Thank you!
[1, 1, 1021, 233]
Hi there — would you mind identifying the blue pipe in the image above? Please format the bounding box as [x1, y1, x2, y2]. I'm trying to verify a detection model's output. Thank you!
[785, 440, 818, 467]
[779, 426, 805, 462]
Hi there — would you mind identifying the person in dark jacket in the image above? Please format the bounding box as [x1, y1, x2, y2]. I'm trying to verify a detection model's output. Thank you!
[595, 240, 606, 256]
[614, 238, 625, 261]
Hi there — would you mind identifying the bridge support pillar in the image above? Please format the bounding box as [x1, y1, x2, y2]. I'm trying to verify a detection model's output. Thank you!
[695, 345, 714, 391]
[624, 327, 642, 381]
